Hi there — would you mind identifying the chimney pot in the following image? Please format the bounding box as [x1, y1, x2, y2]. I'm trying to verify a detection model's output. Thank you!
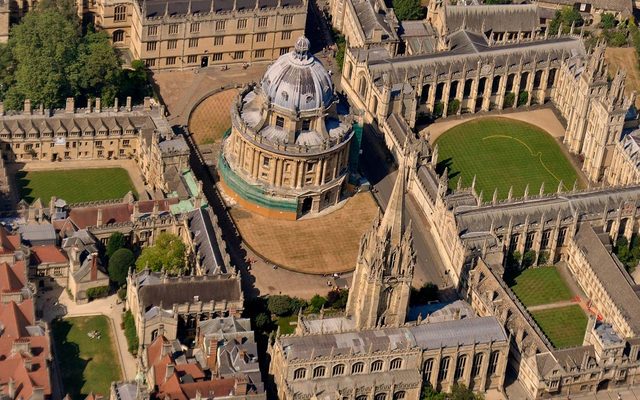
[23, 99, 31, 114]
[95, 97, 101, 113]
[65, 97, 75, 113]
[126, 96, 132, 112]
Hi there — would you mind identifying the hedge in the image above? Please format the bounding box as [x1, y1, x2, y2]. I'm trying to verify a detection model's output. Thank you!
[86, 285, 109, 300]
[123, 310, 139, 355]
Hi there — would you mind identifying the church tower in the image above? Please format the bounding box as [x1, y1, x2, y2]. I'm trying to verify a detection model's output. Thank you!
[345, 163, 416, 329]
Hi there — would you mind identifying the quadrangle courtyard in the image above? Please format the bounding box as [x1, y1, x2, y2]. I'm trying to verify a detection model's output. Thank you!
[16, 167, 137, 204]
[52, 315, 123, 399]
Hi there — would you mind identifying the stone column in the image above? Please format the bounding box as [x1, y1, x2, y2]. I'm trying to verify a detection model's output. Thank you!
[442, 80, 451, 117]
[469, 75, 479, 113]
[482, 75, 492, 112]
[512, 72, 522, 109]
[252, 149, 260, 180]
[525, 69, 535, 106]
[321, 158, 328, 184]
[275, 158, 283, 186]
[427, 79, 437, 114]
[315, 159, 323, 185]
[538, 67, 550, 105]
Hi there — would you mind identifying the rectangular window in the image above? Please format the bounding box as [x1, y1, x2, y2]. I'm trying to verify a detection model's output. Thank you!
[237, 19, 247, 29]
[283, 15, 293, 25]
[214, 36, 224, 46]
[557, 227, 567, 246]
[190, 22, 200, 33]
[95, 141, 102, 147]
[233, 51, 244, 60]
[509, 234, 519, 252]
[236, 35, 245, 44]
[187, 55, 197, 63]
[114, 5, 127, 22]
[169, 24, 179, 34]
[258, 17, 268, 27]
[541, 230, 551, 249]
[471, 353, 483, 378]
[188, 38, 198, 48]
[96, 150, 102, 157]
[212, 53, 223, 61]
[301, 119, 310, 131]
[148, 26, 158, 36]
[215, 20, 225, 31]
[276, 116, 285, 128]
[438, 357, 450, 381]
[254, 49, 265, 58]
[123, 139, 130, 146]
[147, 41, 157, 51]
[145, 58, 156, 67]
[256, 32, 267, 42]
[167, 39, 178, 49]
[281, 31, 291, 40]
[525, 232, 535, 251]
[262, 157, 270, 167]
[166, 56, 177, 65]
[488, 351, 500, 375]
[279, 47, 289, 55]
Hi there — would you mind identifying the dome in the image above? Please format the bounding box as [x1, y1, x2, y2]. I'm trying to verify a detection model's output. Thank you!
[260, 36, 334, 112]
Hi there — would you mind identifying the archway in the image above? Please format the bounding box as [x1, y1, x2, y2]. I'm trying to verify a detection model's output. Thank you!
[596, 379, 610, 391]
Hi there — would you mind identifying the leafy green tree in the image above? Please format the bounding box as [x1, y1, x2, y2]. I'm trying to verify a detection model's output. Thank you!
[36, 0, 80, 23]
[5, 10, 78, 109]
[135, 232, 186, 275]
[433, 101, 444, 118]
[106, 232, 126, 259]
[522, 250, 537, 268]
[503, 92, 515, 107]
[326, 288, 349, 309]
[422, 383, 482, 400]
[549, 7, 583, 35]
[267, 295, 297, 316]
[393, 0, 424, 21]
[448, 99, 460, 114]
[517, 91, 529, 106]
[600, 13, 616, 29]
[120, 59, 152, 103]
[68, 29, 122, 105]
[309, 294, 327, 312]
[109, 248, 135, 286]
[254, 312, 273, 331]
[538, 251, 550, 265]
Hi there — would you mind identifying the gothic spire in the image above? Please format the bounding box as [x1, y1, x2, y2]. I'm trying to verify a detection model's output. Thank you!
[380, 162, 406, 246]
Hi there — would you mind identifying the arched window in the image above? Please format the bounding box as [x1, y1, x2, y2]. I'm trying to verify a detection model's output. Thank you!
[114, 4, 126, 21]
[356, 396, 367, 400]
[113, 30, 125, 43]
[352, 362, 364, 374]
[393, 391, 406, 400]
[371, 359, 384, 372]
[438, 356, 450, 381]
[293, 368, 306, 380]
[488, 351, 500, 375]
[454, 355, 467, 380]
[390, 358, 403, 370]
[358, 76, 367, 98]
[312, 366, 326, 378]
[332, 364, 345, 376]
[423, 358, 434, 380]
[374, 394, 386, 400]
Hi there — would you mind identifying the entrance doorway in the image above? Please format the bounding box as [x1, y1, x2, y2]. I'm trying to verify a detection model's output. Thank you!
[201, 56, 209, 68]
[596, 379, 610, 391]
[301, 197, 313, 215]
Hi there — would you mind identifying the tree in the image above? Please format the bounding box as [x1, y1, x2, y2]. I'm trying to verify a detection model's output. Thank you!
[309, 294, 327, 312]
[448, 99, 460, 115]
[109, 248, 135, 286]
[267, 295, 300, 316]
[503, 92, 515, 107]
[522, 250, 537, 268]
[106, 232, 126, 259]
[135, 232, 187, 275]
[393, 0, 424, 21]
[600, 13, 616, 29]
[5, 10, 79, 109]
[120, 59, 152, 103]
[36, 0, 80, 23]
[538, 251, 550, 265]
[68, 29, 122, 105]
[517, 91, 529, 106]
[549, 7, 583, 35]
[433, 102, 444, 118]
[326, 288, 349, 309]
[422, 383, 482, 400]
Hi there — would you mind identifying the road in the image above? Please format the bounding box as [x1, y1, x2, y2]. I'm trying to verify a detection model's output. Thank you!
[359, 124, 449, 289]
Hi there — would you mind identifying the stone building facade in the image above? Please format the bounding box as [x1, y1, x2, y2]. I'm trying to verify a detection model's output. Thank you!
[268, 168, 510, 399]
[220, 36, 355, 219]
[0, 0, 307, 70]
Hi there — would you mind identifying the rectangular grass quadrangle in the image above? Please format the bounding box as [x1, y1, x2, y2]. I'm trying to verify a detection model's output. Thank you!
[16, 167, 137, 204]
[509, 267, 573, 307]
[52, 315, 123, 399]
[531, 305, 588, 349]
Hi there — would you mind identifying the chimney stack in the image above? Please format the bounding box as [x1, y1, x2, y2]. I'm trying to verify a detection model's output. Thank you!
[23, 99, 31, 115]
[114, 98, 119, 112]
[95, 97, 101, 113]
[86, 98, 92, 113]
[96, 208, 103, 227]
[8, 378, 15, 399]
[65, 97, 75, 113]
[0, 102, 5, 116]
[143, 97, 151, 111]
[126, 96, 132, 112]
[165, 364, 175, 381]
[90, 253, 98, 281]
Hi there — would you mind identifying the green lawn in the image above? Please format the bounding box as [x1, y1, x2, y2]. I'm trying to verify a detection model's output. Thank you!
[16, 168, 137, 204]
[52, 315, 123, 399]
[277, 315, 297, 335]
[509, 267, 573, 307]
[435, 118, 583, 201]
[532, 305, 588, 349]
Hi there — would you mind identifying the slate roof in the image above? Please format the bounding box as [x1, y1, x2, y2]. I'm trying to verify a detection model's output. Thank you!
[142, 0, 304, 18]
[187, 207, 227, 275]
[352, 0, 399, 42]
[444, 4, 540, 34]
[280, 316, 506, 360]
[539, 0, 632, 15]
[138, 276, 242, 309]
[574, 223, 640, 334]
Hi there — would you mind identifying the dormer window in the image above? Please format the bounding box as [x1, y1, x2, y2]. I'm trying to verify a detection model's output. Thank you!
[306, 94, 314, 103]
[282, 91, 289, 101]
[301, 120, 310, 131]
[276, 116, 285, 128]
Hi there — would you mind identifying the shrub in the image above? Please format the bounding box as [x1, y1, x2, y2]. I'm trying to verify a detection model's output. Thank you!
[522, 250, 537, 268]
[448, 99, 460, 115]
[309, 294, 327, 313]
[517, 91, 529, 106]
[600, 13, 616, 29]
[254, 312, 273, 331]
[433, 102, 444, 118]
[503, 92, 515, 107]
[392, 0, 424, 21]
[538, 251, 550, 265]
[86, 285, 109, 300]
[123, 310, 139, 355]
[326, 288, 349, 309]
[117, 287, 127, 301]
